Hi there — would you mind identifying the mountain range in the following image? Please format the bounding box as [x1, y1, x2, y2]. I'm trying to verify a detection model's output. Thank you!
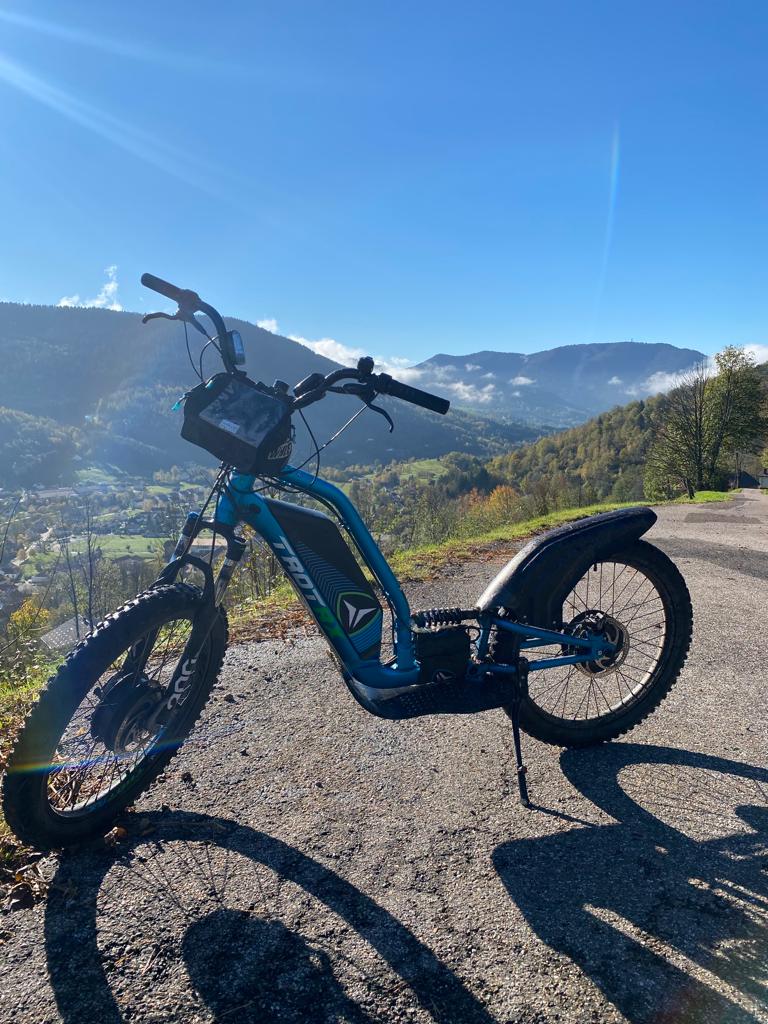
[0, 303, 535, 485]
[412, 343, 705, 426]
[0, 301, 706, 484]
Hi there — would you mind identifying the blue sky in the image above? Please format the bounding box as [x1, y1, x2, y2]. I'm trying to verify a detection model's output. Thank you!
[0, 1, 766, 366]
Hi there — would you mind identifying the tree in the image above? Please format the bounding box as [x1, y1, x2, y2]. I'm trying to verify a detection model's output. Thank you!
[706, 346, 768, 484]
[486, 485, 521, 525]
[647, 362, 708, 498]
[0, 599, 51, 689]
[646, 348, 768, 498]
[643, 460, 680, 502]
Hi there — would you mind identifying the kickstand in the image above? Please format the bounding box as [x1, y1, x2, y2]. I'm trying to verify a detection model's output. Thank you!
[509, 659, 530, 807]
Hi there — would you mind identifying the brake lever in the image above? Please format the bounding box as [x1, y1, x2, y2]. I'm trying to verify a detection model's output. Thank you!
[366, 400, 394, 433]
[141, 311, 176, 324]
[356, 382, 394, 432]
[326, 381, 395, 431]
[141, 310, 209, 337]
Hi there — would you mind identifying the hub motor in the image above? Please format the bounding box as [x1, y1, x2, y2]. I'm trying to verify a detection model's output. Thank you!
[563, 610, 629, 676]
[90, 673, 163, 754]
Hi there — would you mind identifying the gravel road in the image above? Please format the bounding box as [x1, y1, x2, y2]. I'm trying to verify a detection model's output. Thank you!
[2, 491, 767, 1024]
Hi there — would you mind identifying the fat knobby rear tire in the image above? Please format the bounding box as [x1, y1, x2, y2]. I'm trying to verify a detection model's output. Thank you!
[495, 540, 693, 748]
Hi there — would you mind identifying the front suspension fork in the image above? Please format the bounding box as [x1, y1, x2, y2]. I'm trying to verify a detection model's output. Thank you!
[133, 514, 246, 729]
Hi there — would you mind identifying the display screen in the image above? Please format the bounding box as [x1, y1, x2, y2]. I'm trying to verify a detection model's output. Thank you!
[229, 330, 246, 365]
[198, 379, 284, 445]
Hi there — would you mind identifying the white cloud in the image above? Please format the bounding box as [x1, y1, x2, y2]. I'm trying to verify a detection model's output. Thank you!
[58, 265, 122, 311]
[445, 381, 496, 404]
[289, 332, 424, 381]
[623, 364, 710, 397]
[639, 370, 686, 394]
[509, 375, 535, 386]
[745, 343, 768, 364]
[481, 371, 495, 379]
[465, 363, 481, 372]
[379, 356, 424, 383]
[512, 390, 521, 397]
[289, 333, 367, 366]
[608, 376, 623, 385]
[257, 317, 278, 333]
[421, 363, 457, 382]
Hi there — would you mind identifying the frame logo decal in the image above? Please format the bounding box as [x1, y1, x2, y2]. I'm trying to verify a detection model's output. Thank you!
[337, 591, 380, 635]
[273, 535, 344, 640]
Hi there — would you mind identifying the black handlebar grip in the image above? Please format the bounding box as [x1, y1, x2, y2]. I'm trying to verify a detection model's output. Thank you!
[380, 375, 450, 415]
[141, 273, 186, 304]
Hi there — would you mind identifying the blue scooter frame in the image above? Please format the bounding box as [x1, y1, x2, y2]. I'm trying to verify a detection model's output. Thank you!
[200, 467, 615, 696]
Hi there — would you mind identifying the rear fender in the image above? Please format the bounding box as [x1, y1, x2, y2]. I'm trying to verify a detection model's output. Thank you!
[476, 506, 657, 628]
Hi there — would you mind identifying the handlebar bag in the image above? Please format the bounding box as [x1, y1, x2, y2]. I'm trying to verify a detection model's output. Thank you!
[181, 373, 293, 474]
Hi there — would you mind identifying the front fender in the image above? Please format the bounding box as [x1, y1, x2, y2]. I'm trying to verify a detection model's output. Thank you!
[476, 506, 657, 628]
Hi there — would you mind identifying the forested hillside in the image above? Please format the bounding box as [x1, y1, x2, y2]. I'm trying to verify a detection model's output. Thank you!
[0, 302, 539, 485]
[488, 397, 661, 503]
[0, 407, 79, 487]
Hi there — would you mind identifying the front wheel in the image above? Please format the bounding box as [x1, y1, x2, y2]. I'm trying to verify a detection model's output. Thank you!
[494, 540, 692, 747]
[2, 583, 227, 850]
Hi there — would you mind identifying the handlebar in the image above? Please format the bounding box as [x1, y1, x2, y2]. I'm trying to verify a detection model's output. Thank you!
[141, 272, 239, 374]
[140, 272, 191, 305]
[374, 374, 450, 415]
[293, 365, 450, 415]
[141, 273, 450, 416]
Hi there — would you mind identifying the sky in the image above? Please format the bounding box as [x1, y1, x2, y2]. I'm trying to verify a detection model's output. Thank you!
[0, 1, 766, 367]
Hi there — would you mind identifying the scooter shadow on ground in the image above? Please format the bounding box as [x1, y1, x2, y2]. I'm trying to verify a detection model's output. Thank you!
[43, 810, 498, 1024]
[494, 743, 768, 1024]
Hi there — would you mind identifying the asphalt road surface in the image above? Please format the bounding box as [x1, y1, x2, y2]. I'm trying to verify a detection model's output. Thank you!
[2, 492, 767, 1024]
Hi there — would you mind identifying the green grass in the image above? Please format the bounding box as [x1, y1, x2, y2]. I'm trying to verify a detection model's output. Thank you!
[395, 458, 451, 482]
[388, 491, 733, 581]
[145, 482, 199, 496]
[387, 501, 636, 581]
[20, 533, 163, 579]
[3, 492, 736, 719]
[675, 490, 733, 503]
[19, 551, 59, 579]
[74, 467, 122, 485]
[236, 490, 735, 617]
[93, 534, 163, 559]
[0, 664, 57, 732]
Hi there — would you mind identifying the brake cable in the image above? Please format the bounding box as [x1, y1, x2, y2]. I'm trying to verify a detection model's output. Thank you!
[298, 409, 322, 487]
[282, 400, 372, 479]
[198, 336, 223, 381]
[183, 321, 202, 382]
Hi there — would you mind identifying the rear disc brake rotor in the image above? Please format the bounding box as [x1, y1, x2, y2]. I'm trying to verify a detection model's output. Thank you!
[564, 610, 630, 677]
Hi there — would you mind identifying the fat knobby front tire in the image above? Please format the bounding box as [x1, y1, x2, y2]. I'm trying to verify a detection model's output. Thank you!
[2, 584, 227, 850]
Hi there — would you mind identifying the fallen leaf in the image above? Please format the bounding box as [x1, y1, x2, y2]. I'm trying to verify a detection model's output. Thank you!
[104, 826, 129, 847]
[5, 881, 34, 911]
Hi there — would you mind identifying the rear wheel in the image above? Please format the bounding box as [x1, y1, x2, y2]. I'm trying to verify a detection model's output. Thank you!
[494, 540, 692, 747]
[2, 584, 227, 850]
